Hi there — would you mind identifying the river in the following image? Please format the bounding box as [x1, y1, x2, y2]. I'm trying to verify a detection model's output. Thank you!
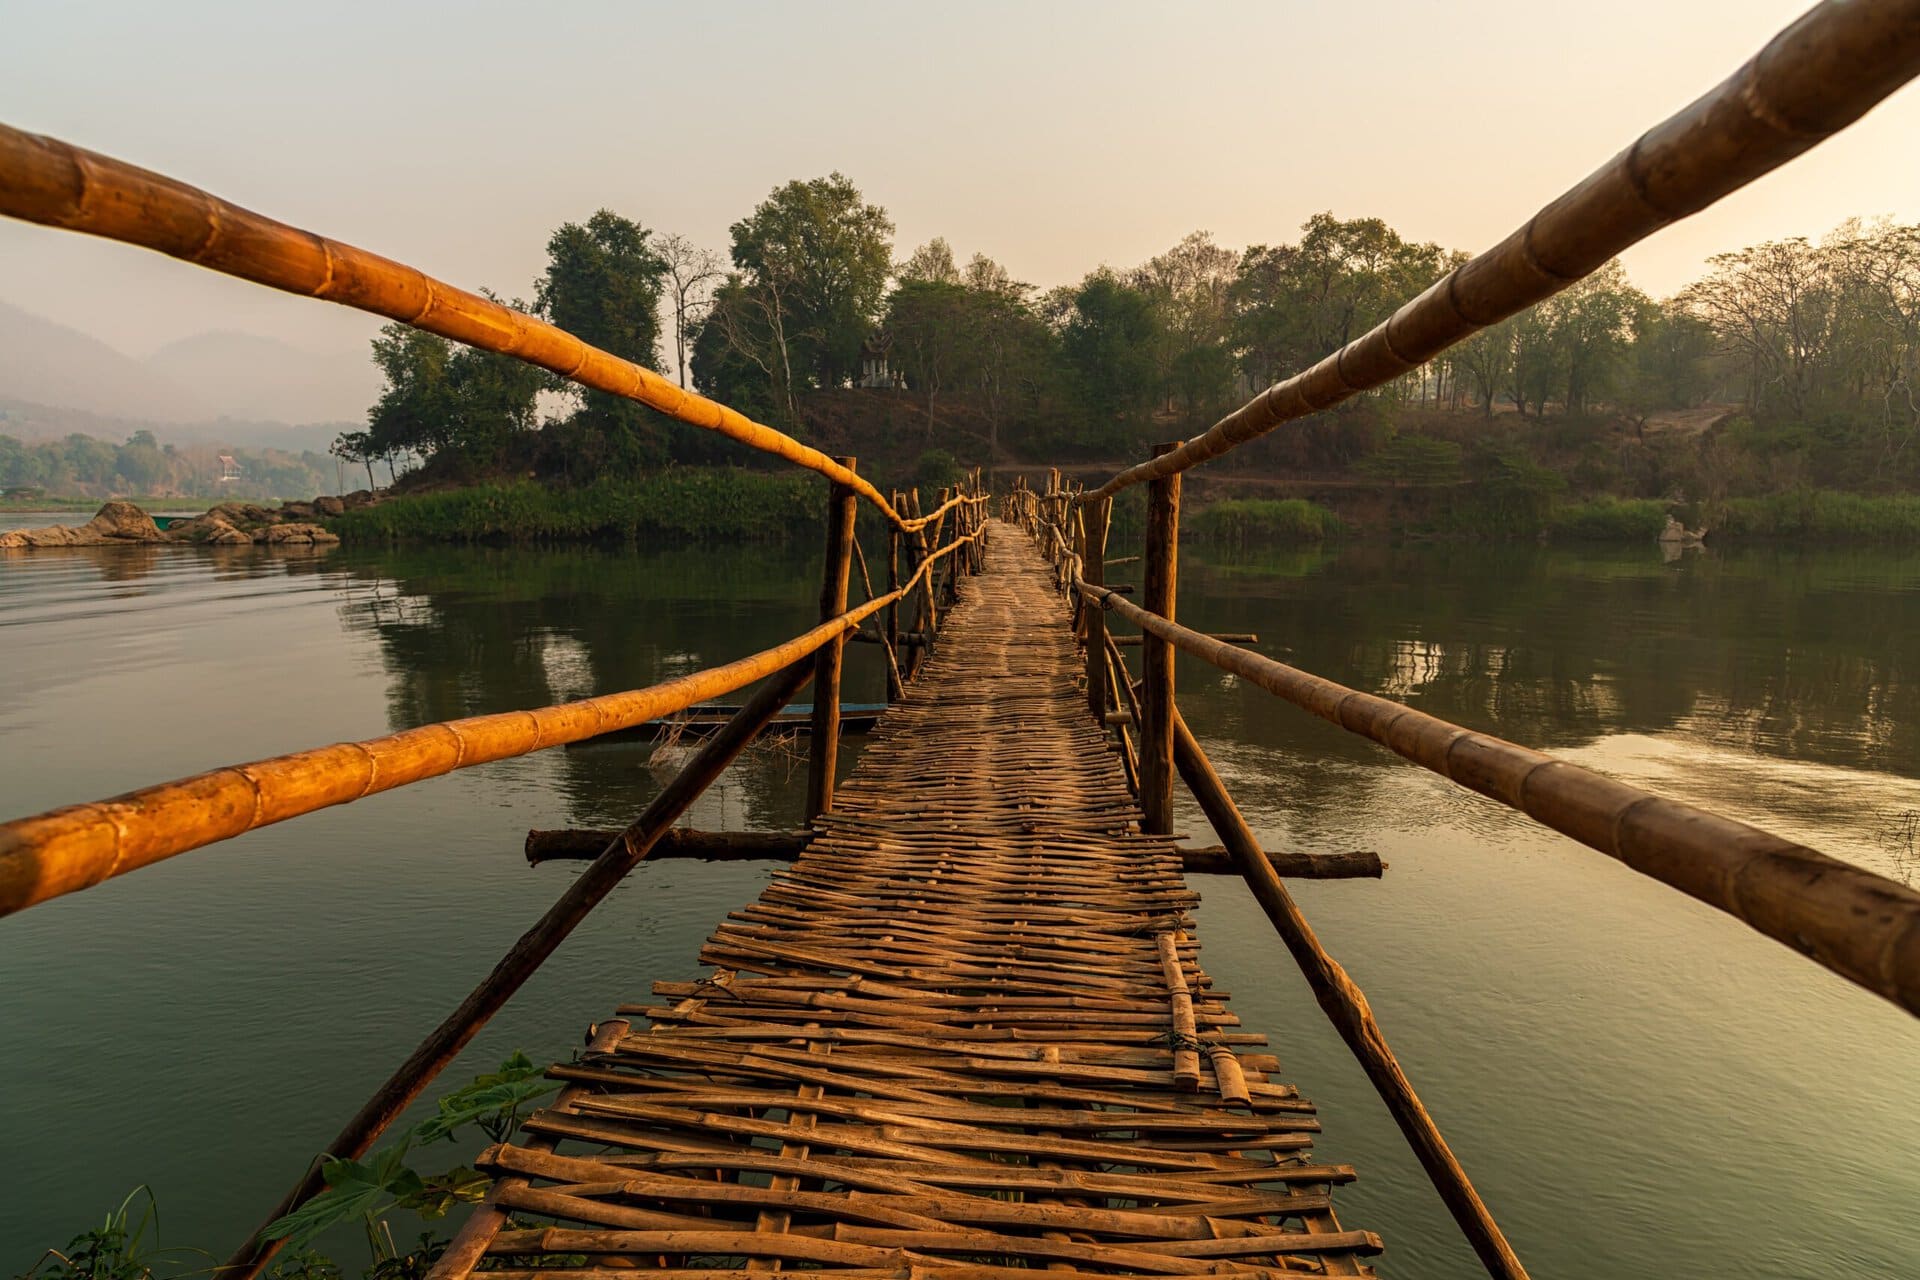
[2, 517, 1917, 1278]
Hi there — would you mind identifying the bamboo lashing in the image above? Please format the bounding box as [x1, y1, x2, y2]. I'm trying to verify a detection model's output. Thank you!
[0, 527, 979, 919]
[0, 121, 994, 536]
[1156, 929, 1203, 1091]
[1079, 0, 1920, 504]
[1077, 577, 1920, 1021]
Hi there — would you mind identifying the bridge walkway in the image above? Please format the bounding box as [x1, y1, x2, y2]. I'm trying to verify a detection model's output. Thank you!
[435, 524, 1381, 1279]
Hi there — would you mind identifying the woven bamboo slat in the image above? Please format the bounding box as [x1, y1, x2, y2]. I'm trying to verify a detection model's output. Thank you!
[1080, 0, 1920, 503]
[425, 523, 1381, 1280]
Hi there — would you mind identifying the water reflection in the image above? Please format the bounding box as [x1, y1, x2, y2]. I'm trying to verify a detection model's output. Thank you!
[317, 542, 876, 831]
[1174, 542, 1920, 777]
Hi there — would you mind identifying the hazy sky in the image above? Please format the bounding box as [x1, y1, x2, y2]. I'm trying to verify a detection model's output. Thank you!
[5, 0, 1919, 367]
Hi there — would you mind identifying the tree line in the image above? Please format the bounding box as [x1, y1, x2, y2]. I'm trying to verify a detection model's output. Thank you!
[346, 171, 1920, 492]
[0, 430, 334, 500]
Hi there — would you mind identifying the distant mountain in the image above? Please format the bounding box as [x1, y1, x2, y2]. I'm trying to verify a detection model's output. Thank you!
[0, 299, 376, 453]
[146, 330, 379, 425]
[0, 300, 212, 421]
[0, 398, 351, 455]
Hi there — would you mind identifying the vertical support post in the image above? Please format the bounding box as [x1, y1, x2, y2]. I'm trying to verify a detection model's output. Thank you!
[806, 456, 858, 823]
[905, 489, 930, 680]
[884, 505, 902, 703]
[930, 488, 953, 608]
[1140, 442, 1181, 835]
[1083, 496, 1110, 722]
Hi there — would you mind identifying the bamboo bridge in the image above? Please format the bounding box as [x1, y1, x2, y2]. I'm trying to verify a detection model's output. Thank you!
[5, 5, 1920, 1278]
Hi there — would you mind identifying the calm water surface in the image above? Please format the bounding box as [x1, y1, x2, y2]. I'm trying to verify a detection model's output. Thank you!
[2, 519, 1917, 1278]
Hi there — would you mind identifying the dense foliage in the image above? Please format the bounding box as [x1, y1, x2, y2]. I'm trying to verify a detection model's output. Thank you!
[102, 170, 1906, 542]
[0, 430, 333, 500]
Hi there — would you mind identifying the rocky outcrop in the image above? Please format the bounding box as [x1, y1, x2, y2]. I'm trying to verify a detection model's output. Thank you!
[258, 522, 340, 544]
[0, 500, 165, 548]
[1, 497, 349, 550]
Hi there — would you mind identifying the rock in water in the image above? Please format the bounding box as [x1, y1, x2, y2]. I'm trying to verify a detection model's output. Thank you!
[0, 501, 163, 548]
[84, 501, 165, 541]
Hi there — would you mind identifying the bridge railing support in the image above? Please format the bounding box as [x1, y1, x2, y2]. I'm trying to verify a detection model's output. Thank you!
[806, 456, 859, 823]
[1081, 496, 1109, 722]
[1139, 443, 1181, 835]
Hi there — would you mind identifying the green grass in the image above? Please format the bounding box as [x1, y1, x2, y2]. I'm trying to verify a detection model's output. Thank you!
[1188, 498, 1342, 546]
[1718, 490, 1920, 541]
[330, 471, 821, 544]
[1547, 498, 1670, 541]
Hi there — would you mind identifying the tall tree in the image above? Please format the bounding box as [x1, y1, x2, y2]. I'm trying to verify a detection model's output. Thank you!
[1133, 231, 1238, 417]
[1058, 270, 1162, 443]
[537, 210, 672, 461]
[726, 174, 895, 396]
[898, 237, 962, 286]
[658, 232, 725, 390]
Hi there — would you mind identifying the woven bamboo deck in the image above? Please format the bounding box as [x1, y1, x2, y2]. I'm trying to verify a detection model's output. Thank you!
[441, 526, 1380, 1278]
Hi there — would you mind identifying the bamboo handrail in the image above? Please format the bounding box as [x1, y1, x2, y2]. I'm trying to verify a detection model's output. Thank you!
[0, 123, 988, 536]
[1079, 0, 1920, 504]
[0, 528, 980, 920]
[1076, 577, 1920, 1020]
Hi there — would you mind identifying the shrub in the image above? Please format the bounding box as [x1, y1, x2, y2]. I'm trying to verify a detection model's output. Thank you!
[330, 471, 819, 544]
[1548, 498, 1669, 541]
[1189, 498, 1342, 546]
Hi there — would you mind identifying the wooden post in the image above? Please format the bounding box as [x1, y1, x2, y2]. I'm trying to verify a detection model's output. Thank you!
[884, 502, 902, 703]
[806, 457, 858, 823]
[1169, 707, 1529, 1280]
[1139, 442, 1181, 835]
[224, 658, 818, 1280]
[1083, 496, 1110, 722]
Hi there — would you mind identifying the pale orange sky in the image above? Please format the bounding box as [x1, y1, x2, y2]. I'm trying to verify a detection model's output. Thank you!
[3, 0, 1917, 366]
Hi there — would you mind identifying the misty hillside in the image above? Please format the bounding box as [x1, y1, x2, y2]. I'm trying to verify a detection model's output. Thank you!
[0, 301, 375, 451]
[0, 300, 213, 422]
[147, 329, 379, 424]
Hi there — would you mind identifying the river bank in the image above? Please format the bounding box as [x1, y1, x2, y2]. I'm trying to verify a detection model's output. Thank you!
[10, 474, 1920, 549]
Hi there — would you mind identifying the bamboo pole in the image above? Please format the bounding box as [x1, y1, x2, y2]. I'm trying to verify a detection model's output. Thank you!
[1079, 578, 1920, 1021]
[1075, 2, 1920, 505]
[1169, 707, 1528, 1280]
[885, 506, 902, 702]
[808, 459, 859, 824]
[224, 656, 819, 1280]
[1139, 443, 1181, 835]
[523, 826, 1382, 877]
[0, 588, 905, 920]
[1155, 930, 1202, 1091]
[1082, 497, 1110, 722]
[1104, 635, 1141, 796]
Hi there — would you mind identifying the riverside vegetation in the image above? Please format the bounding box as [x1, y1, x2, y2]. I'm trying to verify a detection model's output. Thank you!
[9, 182, 1920, 545]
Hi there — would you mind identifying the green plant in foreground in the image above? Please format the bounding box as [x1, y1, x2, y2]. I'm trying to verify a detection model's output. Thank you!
[262, 1051, 557, 1255]
[15, 1188, 207, 1280]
